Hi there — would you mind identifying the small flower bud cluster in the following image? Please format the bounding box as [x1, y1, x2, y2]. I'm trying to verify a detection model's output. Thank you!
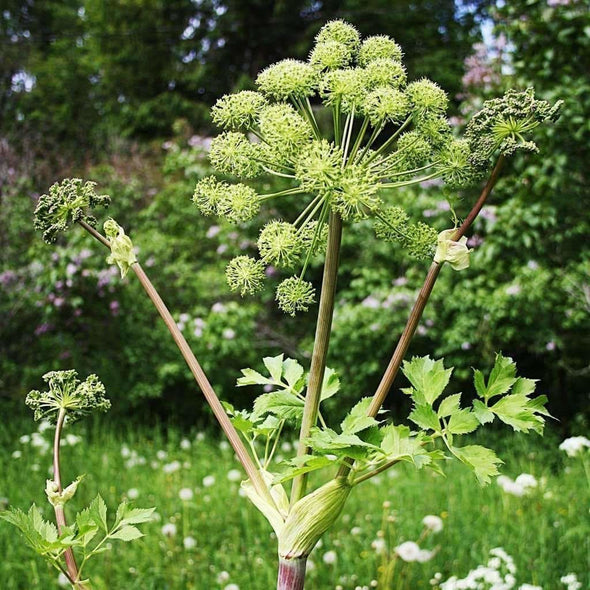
[26, 370, 110, 423]
[34, 178, 110, 244]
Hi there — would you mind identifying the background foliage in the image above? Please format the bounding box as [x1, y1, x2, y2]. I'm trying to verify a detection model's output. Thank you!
[1, 0, 588, 431]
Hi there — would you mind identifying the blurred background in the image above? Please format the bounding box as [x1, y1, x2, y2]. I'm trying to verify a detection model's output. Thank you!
[1, 0, 588, 430]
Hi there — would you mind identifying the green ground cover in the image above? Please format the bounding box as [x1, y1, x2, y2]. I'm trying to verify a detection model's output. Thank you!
[0, 418, 587, 589]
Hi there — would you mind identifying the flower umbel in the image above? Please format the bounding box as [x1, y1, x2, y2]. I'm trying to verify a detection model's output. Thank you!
[25, 370, 111, 423]
[34, 178, 110, 243]
[194, 21, 562, 314]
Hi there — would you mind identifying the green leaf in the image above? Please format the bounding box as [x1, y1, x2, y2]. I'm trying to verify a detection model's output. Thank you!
[472, 399, 495, 425]
[1, 505, 61, 555]
[438, 393, 462, 417]
[115, 504, 156, 527]
[511, 377, 537, 396]
[402, 356, 453, 405]
[88, 495, 108, 533]
[473, 369, 486, 398]
[340, 398, 378, 434]
[483, 353, 518, 400]
[447, 409, 480, 434]
[379, 424, 431, 468]
[308, 427, 379, 460]
[263, 354, 284, 383]
[110, 525, 144, 542]
[409, 404, 440, 431]
[76, 507, 100, 547]
[320, 367, 340, 401]
[452, 444, 503, 485]
[490, 394, 546, 433]
[252, 391, 304, 423]
[282, 358, 305, 392]
[237, 368, 272, 387]
[273, 455, 334, 484]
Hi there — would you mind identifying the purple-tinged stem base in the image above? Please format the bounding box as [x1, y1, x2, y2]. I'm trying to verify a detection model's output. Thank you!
[277, 556, 307, 590]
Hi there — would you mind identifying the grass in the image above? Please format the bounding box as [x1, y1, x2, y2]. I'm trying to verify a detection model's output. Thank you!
[0, 416, 587, 590]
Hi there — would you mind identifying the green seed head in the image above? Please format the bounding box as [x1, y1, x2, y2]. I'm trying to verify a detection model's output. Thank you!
[406, 78, 449, 117]
[211, 91, 268, 131]
[25, 370, 110, 424]
[319, 67, 367, 113]
[439, 139, 482, 189]
[315, 20, 361, 54]
[275, 277, 316, 316]
[294, 139, 342, 195]
[209, 132, 262, 178]
[226, 256, 266, 296]
[309, 40, 353, 71]
[192, 176, 228, 217]
[34, 178, 110, 244]
[363, 87, 409, 126]
[363, 58, 407, 90]
[256, 59, 317, 100]
[257, 221, 303, 268]
[331, 164, 381, 221]
[358, 35, 403, 66]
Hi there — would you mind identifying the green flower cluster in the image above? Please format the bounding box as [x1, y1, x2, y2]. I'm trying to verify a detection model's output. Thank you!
[25, 370, 111, 423]
[34, 179, 110, 244]
[193, 20, 561, 314]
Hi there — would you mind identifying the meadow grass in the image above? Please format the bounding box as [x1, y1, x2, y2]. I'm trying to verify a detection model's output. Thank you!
[0, 416, 587, 590]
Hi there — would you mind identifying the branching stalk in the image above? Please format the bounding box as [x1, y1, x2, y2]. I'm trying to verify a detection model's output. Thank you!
[76, 221, 277, 511]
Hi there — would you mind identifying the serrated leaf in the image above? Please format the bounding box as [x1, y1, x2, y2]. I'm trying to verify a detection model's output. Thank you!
[452, 444, 503, 485]
[237, 368, 272, 387]
[409, 404, 440, 431]
[402, 356, 453, 405]
[380, 424, 431, 468]
[485, 353, 518, 400]
[253, 414, 281, 437]
[308, 427, 379, 460]
[88, 495, 108, 533]
[341, 398, 378, 434]
[438, 393, 462, 418]
[282, 358, 304, 391]
[490, 394, 546, 433]
[76, 507, 100, 546]
[447, 409, 480, 434]
[231, 412, 256, 434]
[115, 504, 156, 527]
[263, 354, 284, 383]
[320, 368, 340, 401]
[110, 525, 143, 542]
[252, 391, 304, 423]
[473, 369, 486, 398]
[472, 399, 495, 425]
[511, 377, 537, 396]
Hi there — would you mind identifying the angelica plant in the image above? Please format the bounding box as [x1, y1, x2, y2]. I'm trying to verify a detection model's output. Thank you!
[25, 19, 562, 590]
[1, 370, 154, 589]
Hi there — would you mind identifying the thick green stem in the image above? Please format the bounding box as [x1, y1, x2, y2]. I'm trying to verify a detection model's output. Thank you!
[290, 212, 343, 504]
[277, 556, 307, 590]
[77, 221, 277, 512]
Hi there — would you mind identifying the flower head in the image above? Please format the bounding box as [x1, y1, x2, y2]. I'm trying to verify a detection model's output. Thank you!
[331, 164, 381, 221]
[465, 87, 563, 159]
[256, 59, 317, 100]
[309, 40, 353, 71]
[211, 91, 268, 131]
[363, 59, 406, 90]
[294, 139, 342, 195]
[320, 68, 368, 113]
[276, 277, 315, 316]
[363, 87, 409, 126]
[25, 370, 110, 423]
[226, 256, 266, 296]
[406, 79, 448, 118]
[209, 132, 262, 178]
[315, 20, 360, 54]
[359, 35, 403, 66]
[559, 436, 590, 457]
[34, 178, 110, 243]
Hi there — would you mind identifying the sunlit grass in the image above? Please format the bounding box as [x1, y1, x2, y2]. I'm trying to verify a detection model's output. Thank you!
[0, 418, 587, 589]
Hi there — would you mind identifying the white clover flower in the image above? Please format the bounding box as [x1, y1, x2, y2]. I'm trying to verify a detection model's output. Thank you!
[19, 435, 31, 444]
[121, 445, 131, 458]
[163, 460, 181, 474]
[514, 473, 537, 489]
[416, 548, 436, 563]
[179, 487, 194, 501]
[65, 434, 82, 446]
[422, 514, 444, 533]
[395, 541, 421, 562]
[203, 475, 216, 488]
[322, 550, 337, 564]
[217, 571, 231, 583]
[371, 538, 386, 554]
[183, 536, 197, 550]
[161, 522, 177, 537]
[11, 451, 21, 459]
[127, 488, 139, 500]
[57, 572, 70, 587]
[156, 450, 167, 460]
[559, 436, 590, 457]
[180, 438, 191, 450]
[351, 526, 362, 536]
[223, 585, 240, 590]
[519, 585, 542, 590]
[560, 573, 582, 590]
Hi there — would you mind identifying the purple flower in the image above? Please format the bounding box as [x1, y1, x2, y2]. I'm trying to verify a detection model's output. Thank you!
[0, 270, 17, 286]
[109, 300, 120, 315]
[34, 323, 52, 336]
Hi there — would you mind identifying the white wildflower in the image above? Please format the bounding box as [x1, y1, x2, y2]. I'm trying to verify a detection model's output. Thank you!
[227, 469, 242, 482]
[559, 436, 590, 457]
[180, 438, 192, 450]
[322, 550, 337, 564]
[395, 541, 421, 562]
[422, 514, 444, 533]
[183, 536, 197, 549]
[161, 522, 177, 537]
[127, 488, 139, 500]
[203, 475, 216, 487]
